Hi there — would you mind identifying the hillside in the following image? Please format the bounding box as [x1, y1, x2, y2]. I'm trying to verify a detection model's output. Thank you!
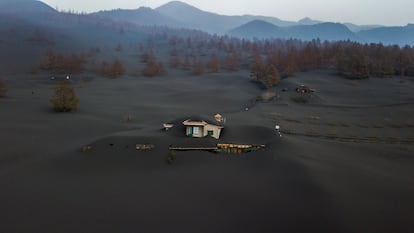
[91, 1, 413, 45]
[155, 1, 295, 34]
[91, 7, 184, 28]
[228, 21, 359, 42]
[288, 23, 359, 41]
[0, 0, 56, 14]
[357, 24, 414, 46]
[228, 20, 286, 39]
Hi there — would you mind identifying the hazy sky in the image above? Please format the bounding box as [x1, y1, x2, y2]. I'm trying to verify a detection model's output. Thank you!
[40, 0, 414, 26]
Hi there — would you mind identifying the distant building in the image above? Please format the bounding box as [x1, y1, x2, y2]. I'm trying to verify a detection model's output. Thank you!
[183, 118, 224, 139]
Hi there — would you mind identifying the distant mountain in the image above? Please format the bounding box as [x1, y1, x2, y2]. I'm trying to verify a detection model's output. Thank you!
[0, 0, 56, 14]
[91, 7, 183, 28]
[344, 23, 382, 32]
[288, 23, 359, 41]
[357, 24, 414, 46]
[228, 20, 286, 39]
[298, 17, 323, 25]
[0, 0, 412, 46]
[0, 0, 149, 52]
[229, 21, 359, 42]
[155, 1, 296, 34]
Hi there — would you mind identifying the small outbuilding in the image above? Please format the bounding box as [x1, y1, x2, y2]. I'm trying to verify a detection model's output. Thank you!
[183, 118, 224, 139]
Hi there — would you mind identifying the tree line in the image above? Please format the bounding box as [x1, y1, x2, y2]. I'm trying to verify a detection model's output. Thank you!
[37, 28, 414, 87]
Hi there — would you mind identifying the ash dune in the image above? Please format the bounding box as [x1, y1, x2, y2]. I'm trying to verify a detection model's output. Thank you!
[1, 71, 414, 233]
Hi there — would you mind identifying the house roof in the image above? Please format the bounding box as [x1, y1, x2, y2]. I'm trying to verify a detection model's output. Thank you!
[183, 119, 224, 128]
[182, 119, 209, 126]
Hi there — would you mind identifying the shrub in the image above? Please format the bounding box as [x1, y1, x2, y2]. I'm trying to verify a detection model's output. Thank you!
[50, 80, 78, 112]
[167, 150, 175, 164]
[0, 79, 8, 97]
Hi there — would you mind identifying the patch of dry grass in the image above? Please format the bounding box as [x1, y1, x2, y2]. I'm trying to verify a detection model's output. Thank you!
[356, 123, 370, 128]
[307, 115, 321, 125]
[388, 121, 405, 128]
[326, 122, 337, 127]
[121, 113, 137, 123]
[372, 123, 384, 129]
[284, 117, 302, 123]
[270, 113, 283, 122]
[326, 127, 338, 138]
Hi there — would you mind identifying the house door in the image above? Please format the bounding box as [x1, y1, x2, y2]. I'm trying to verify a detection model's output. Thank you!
[187, 127, 193, 137]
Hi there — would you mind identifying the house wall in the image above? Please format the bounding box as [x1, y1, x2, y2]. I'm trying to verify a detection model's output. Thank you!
[204, 124, 222, 139]
[186, 126, 204, 138]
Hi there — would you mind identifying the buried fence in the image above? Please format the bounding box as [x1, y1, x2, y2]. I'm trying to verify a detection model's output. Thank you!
[168, 143, 266, 154]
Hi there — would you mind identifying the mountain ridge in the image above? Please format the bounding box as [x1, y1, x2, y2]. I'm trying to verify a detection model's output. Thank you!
[0, 0, 412, 45]
[229, 20, 360, 42]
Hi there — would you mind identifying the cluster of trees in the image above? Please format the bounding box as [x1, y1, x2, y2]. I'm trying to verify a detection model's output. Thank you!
[42, 50, 86, 74]
[161, 34, 414, 81]
[333, 43, 413, 79]
[35, 26, 414, 82]
[251, 55, 281, 88]
[99, 59, 125, 78]
[141, 50, 166, 77]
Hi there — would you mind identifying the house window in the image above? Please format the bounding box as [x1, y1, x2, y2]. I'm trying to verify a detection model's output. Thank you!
[193, 126, 199, 135]
[207, 130, 214, 136]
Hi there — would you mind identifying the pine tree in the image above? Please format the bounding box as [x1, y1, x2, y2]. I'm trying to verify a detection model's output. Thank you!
[206, 54, 220, 73]
[100, 61, 109, 75]
[284, 57, 299, 77]
[193, 60, 205, 75]
[351, 56, 369, 79]
[250, 53, 265, 82]
[111, 59, 125, 77]
[169, 56, 181, 68]
[264, 65, 281, 88]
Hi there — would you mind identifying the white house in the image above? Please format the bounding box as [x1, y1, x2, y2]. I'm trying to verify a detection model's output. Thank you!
[183, 118, 224, 139]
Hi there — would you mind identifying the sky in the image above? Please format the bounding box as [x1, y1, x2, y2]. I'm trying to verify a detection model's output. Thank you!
[39, 0, 414, 26]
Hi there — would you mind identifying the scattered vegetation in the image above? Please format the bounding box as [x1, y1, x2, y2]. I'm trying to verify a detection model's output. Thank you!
[42, 50, 86, 74]
[307, 116, 321, 125]
[284, 117, 302, 123]
[49, 80, 78, 112]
